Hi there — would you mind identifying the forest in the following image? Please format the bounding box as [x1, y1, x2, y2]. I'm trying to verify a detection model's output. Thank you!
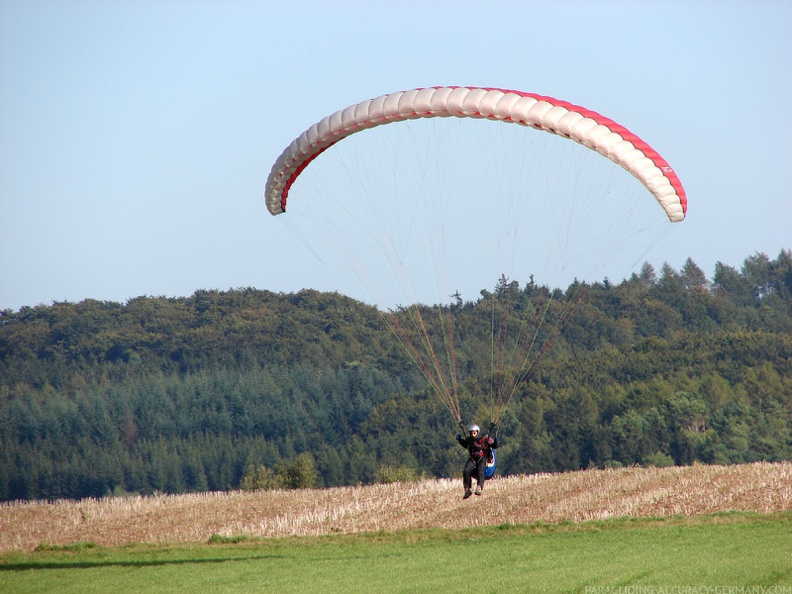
[0, 250, 790, 501]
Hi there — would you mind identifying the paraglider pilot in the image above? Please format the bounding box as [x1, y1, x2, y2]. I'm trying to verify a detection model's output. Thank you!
[456, 423, 498, 499]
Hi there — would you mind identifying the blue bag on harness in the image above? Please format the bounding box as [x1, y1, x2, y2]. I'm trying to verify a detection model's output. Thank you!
[484, 449, 496, 479]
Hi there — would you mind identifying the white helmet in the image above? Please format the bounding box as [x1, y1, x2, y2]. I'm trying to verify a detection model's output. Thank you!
[468, 424, 480, 433]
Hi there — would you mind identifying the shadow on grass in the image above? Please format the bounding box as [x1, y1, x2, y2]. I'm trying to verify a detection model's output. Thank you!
[0, 553, 287, 572]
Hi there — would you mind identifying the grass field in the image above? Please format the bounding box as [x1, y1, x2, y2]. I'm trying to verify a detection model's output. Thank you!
[1, 463, 791, 592]
[1, 513, 790, 593]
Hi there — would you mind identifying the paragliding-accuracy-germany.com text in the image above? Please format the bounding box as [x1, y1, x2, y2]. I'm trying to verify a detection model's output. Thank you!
[584, 586, 792, 594]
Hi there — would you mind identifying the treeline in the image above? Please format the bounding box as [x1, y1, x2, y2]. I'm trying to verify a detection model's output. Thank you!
[0, 251, 790, 501]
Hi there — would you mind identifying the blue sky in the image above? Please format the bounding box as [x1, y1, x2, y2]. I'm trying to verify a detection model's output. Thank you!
[1, 1, 790, 311]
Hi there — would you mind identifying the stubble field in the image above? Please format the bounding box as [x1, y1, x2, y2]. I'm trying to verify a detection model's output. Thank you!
[2, 461, 790, 552]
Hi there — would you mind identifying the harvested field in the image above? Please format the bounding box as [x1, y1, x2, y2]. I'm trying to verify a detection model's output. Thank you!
[2, 461, 790, 552]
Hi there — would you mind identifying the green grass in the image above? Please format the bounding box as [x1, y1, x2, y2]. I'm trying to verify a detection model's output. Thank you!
[1, 513, 790, 593]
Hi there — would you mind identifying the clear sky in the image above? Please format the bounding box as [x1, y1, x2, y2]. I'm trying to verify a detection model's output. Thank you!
[1, 1, 790, 311]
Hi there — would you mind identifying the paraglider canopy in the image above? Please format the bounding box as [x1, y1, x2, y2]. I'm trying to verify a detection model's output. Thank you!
[264, 86, 687, 427]
[265, 86, 687, 222]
